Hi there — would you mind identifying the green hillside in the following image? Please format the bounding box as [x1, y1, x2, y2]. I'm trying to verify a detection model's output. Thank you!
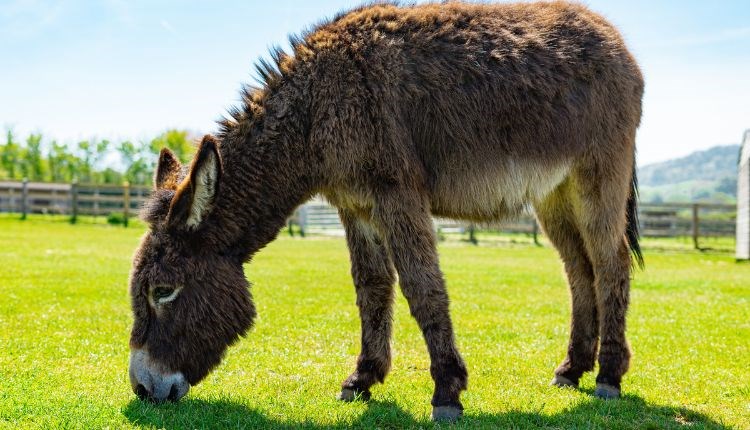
[638, 145, 740, 203]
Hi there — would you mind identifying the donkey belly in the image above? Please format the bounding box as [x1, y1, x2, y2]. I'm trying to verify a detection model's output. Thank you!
[429, 158, 571, 222]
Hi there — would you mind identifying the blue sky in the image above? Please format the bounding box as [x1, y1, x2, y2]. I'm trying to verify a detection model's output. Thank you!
[1, 0, 749, 166]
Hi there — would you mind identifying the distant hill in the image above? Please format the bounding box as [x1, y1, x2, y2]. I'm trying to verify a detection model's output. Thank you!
[637, 144, 740, 204]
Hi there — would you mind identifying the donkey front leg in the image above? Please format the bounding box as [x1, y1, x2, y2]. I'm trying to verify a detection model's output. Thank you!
[338, 209, 396, 402]
[373, 193, 468, 422]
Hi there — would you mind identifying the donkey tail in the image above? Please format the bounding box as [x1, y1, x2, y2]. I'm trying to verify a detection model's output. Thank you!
[626, 163, 644, 269]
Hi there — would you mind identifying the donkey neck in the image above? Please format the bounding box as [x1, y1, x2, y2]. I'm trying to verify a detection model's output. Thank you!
[207, 109, 317, 261]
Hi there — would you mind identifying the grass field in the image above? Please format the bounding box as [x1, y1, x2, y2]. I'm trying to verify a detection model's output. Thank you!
[0, 216, 748, 429]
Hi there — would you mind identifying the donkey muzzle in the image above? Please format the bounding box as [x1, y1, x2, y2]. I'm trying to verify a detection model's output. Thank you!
[129, 349, 190, 403]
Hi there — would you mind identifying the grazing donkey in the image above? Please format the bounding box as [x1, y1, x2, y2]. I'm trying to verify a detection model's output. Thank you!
[128, 1, 643, 421]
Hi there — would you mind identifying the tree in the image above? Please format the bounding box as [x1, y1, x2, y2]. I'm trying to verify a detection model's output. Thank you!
[149, 129, 195, 163]
[92, 139, 110, 183]
[118, 140, 152, 185]
[74, 138, 111, 183]
[76, 139, 94, 182]
[24, 134, 46, 180]
[47, 141, 84, 182]
[99, 167, 123, 184]
[47, 141, 67, 182]
[1, 129, 195, 185]
[1, 130, 21, 179]
[716, 177, 737, 195]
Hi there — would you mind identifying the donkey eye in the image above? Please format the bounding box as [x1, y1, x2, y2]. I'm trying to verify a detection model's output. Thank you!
[152, 287, 174, 300]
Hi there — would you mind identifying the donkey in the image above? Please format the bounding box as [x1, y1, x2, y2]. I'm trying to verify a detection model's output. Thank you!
[128, 1, 643, 421]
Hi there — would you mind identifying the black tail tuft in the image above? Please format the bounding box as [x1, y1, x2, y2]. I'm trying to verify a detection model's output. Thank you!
[626, 163, 644, 269]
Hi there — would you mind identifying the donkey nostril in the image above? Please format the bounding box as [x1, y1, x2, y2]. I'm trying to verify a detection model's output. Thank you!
[167, 384, 180, 402]
[135, 384, 150, 401]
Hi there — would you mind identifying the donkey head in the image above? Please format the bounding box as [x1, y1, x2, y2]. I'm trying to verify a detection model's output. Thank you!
[128, 135, 255, 402]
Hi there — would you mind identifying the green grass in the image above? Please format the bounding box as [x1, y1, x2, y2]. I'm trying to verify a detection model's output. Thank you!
[0, 217, 748, 429]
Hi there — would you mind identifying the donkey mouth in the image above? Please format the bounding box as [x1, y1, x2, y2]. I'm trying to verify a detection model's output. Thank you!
[135, 382, 186, 403]
[167, 384, 182, 402]
[129, 348, 190, 403]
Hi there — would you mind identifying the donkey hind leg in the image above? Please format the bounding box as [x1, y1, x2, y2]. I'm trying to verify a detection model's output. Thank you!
[534, 183, 598, 389]
[574, 158, 635, 399]
[337, 209, 396, 402]
[373, 191, 467, 422]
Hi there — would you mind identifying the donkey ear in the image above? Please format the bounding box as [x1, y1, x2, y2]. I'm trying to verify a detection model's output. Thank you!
[154, 148, 182, 190]
[167, 135, 222, 229]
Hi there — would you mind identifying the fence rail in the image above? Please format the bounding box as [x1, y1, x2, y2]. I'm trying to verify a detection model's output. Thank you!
[0, 180, 150, 225]
[0, 180, 737, 249]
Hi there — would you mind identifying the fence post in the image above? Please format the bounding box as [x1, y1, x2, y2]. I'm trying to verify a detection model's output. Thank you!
[692, 203, 700, 250]
[287, 219, 295, 237]
[123, 181, 130, 227]
[20, 178, 29, 220]
[93, 186, 99, 217]
[7, 185, 14, 213]
[70, 181, 78, 224]
[532, 218, 540, 246]
[298, 205, 307, 237]
[468, 223, 478, 245]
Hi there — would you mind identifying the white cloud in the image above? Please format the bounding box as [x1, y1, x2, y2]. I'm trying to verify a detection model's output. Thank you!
[160, 19, 176, 34]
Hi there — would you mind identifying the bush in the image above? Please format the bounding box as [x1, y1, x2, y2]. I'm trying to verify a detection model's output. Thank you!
[107, 212, 127, 226]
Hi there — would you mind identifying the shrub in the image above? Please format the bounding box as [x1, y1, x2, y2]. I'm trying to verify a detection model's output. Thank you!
[107, 212, 127, 226]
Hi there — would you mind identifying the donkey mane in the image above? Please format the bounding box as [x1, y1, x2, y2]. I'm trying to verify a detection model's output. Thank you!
[217, 1, 406, 138]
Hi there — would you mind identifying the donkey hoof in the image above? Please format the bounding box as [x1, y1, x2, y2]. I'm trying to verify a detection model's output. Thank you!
[431, 405, 463, 422]
[337, 387, 371, 402]
[550, 375, 578, 388]
[594, 383, 621, 399]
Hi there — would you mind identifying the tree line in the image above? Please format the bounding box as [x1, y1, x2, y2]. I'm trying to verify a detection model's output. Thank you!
[0, 129, 196, 186]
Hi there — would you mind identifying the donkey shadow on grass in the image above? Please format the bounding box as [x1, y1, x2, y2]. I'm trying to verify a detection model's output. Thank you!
[123, 393, 731, 429]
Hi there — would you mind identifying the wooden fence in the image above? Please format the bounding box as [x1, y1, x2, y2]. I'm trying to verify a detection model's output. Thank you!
[0, 180, 737, 249]
[0, 180, 150, 225]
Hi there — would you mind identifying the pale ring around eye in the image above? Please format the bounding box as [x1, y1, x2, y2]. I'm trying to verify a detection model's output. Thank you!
[151, 285, 182, 304]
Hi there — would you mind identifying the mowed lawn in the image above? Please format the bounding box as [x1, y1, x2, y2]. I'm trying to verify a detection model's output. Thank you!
[0, 217, 748, 429]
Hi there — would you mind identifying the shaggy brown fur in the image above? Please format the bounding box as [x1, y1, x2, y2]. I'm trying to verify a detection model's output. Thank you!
[129, 1, 643, 419]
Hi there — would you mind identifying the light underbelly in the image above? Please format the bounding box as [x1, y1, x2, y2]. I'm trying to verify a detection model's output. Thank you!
[429, 159, 571, 221]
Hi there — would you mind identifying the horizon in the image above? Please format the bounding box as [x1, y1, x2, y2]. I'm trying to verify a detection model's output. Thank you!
[1, 0, 749, 166]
